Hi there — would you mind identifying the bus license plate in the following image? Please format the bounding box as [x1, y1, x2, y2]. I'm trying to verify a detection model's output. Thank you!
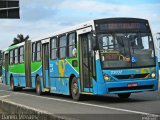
[128, 83, 138, 87]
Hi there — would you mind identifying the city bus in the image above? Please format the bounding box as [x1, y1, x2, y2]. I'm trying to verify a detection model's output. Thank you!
[1, 18, 159, 100]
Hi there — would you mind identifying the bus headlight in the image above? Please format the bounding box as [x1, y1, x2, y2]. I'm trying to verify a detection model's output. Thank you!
[151, 73, 156, 78]
[104, 74, 110, 81]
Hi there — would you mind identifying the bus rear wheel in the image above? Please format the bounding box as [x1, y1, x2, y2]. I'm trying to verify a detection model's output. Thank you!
[36, 76, 42, 96]
[118, 93, 131, 99]
[71, 77, 82, 101]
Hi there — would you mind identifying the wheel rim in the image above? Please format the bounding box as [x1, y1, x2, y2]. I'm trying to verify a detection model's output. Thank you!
[73, 82, 78, 95]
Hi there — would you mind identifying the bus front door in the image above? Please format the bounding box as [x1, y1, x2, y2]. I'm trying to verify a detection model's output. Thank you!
[5, 53, 9, 85]
[42, 43, 50, 89]
[80, 33, 93, 93]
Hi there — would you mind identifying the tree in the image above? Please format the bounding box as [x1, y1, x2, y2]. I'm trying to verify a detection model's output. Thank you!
[11, 34, 29, 46]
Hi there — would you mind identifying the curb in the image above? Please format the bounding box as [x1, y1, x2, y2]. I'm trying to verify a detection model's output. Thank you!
[0, 99, 75, 120]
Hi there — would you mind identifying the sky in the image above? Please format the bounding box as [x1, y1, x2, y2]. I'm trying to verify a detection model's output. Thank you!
[0, 0, 160, 49]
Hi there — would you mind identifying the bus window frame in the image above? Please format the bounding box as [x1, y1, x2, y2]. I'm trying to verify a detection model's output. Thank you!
[14, 48, 19, 64]
[36, 41, 41, 61]
[9, 50, 14, 65]
[19, 46, 24, 64]
[32, 41, 41, 62]
[32, 42, 36, 62]
[58, 34, 67, 59]
[67, 32, 77, 59]
[50, 37, 58, 60]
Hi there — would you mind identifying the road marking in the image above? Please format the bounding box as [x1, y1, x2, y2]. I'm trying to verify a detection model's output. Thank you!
[0, 89, 159, 117]
[0, 94, 10, 98]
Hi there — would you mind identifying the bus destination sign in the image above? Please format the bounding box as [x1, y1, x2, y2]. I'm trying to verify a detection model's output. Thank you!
[99, 23, 147, 31]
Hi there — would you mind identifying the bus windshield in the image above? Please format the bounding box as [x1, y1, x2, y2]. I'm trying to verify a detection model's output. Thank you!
[98, 33, 155, 69]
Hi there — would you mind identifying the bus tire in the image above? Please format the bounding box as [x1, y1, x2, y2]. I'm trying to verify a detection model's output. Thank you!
[71, 77, 82, 101]
[118, 93, 131, 99]
[10, 76, 16, 91]
[36, 76, 42, 96]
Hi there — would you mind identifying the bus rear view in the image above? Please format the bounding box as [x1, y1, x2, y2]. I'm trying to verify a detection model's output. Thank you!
[94, 18, 159, 98]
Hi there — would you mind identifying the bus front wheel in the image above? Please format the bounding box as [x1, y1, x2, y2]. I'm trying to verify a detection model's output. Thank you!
[118, 93, 131, 99]
[36, 76, 42, 96]
[71, 77, 82, 101]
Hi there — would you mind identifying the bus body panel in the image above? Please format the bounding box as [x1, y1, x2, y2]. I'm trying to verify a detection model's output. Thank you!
[49, 59, 79, 95]
[31, 61, 42, 88]
[93, 56, 159, 95]
[9, 63, 26, 87]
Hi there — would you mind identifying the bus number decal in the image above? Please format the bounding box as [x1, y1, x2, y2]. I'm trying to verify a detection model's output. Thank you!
[111, 70, 122, 75]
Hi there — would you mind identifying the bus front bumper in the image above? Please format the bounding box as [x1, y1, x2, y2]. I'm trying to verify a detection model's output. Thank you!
[104, 79, 158, 94]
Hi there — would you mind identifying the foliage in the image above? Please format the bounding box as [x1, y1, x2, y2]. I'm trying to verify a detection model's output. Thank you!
[11, 34, 29, 46]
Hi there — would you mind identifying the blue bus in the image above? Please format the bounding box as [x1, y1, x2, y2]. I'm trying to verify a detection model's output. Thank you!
[1, 18, 159, 100]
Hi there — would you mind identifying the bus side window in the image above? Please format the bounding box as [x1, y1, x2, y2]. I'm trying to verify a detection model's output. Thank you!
[19, 46, 24, 63]
[68, 33, 76, 58]
[50, 38, 58, 59]
[59, 35, 67, 59]
[36, 42, 41, 61]
[14, 48, 18, 64]
[9, 50, 14, 64]
[32, 43, 36, 61]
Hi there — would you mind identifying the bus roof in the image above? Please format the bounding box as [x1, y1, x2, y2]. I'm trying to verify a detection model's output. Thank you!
[31, 20, 94, 42]
[31, 17, 148, 43]
[4, 41, 25, 52]
[4, 17, 150, 51]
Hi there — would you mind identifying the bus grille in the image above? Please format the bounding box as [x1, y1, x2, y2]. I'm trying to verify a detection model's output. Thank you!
[114, 73, 149, 79]
[108, 85, 154, 93]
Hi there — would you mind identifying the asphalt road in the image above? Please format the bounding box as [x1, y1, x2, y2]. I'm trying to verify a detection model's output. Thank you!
[0, 84, 160, 120]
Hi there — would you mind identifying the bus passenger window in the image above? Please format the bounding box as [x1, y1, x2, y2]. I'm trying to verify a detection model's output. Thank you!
[36, 42, 41, 61]
[51, 38, 58, 59]
[32, 43, 36, 61]
[59, 35, 67, 58]
[14, 49, 18, 64]
[68, 33, 76, 57]
[9, 50, 14, 64]
[19, 47, 24, 63]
